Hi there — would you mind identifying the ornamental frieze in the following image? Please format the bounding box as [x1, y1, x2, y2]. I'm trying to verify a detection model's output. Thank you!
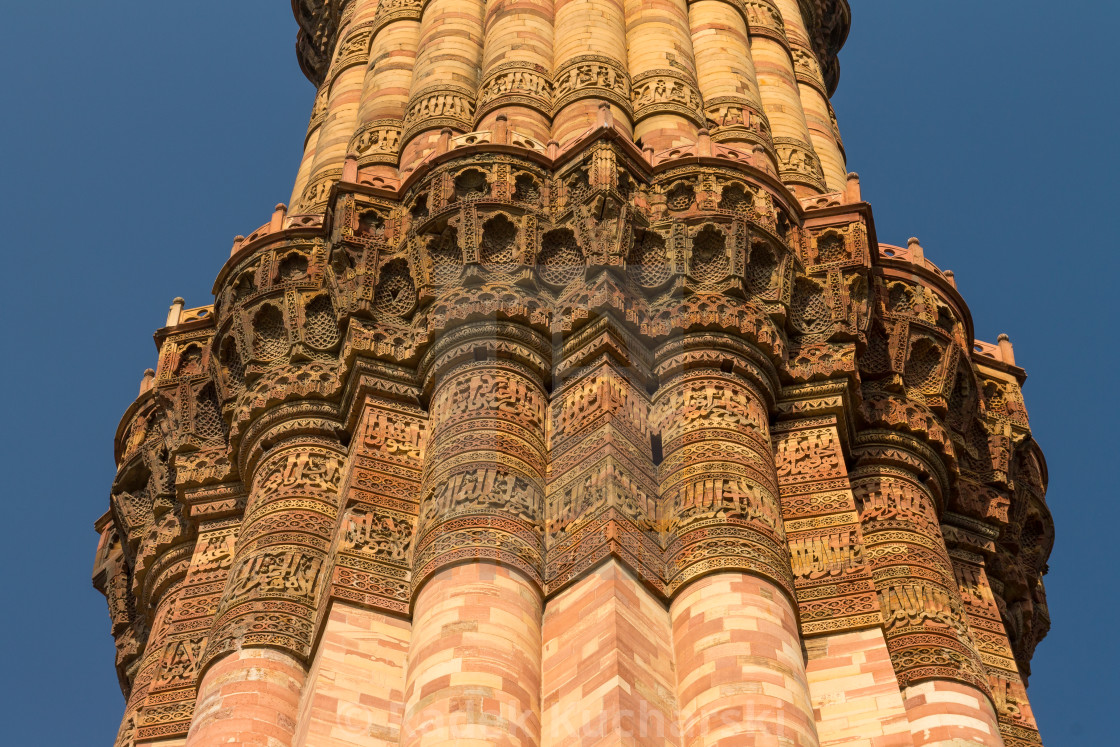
[373, 0, 422, 28]
[478, 63, 553, 118]
[744, 0, 785, 35]
[402, 85, 476, 139]
[329, 24, 372, 72]
[630, 70, 705, 124]
[552, 55, 632, 115]
[225, 551, 325, 604]
[348, 121, 402, 165]
[253, 450, 344, 497]
[705, 96, 773, 147]
[788, 528, 864, 580]
[418, 467, 543, 530]
[774, 137, 827, 191]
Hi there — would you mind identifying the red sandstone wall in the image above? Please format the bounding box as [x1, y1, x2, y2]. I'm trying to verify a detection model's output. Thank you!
[542, 560, 679, 745]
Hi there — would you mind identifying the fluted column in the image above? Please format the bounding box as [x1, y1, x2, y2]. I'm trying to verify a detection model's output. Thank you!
[771, 393, 915, 744]
[771, 0, 846, 191]
[947, 520, 1044, 746]
[300, 4, 377, 212]
[398, 0, 487, 173]
[404, 324, 549, 746]
[114, 581, 187, 747]
[477, 0, 555, 144]
[745, 0, 825, 194]
[851, 431, 1003, 747]
[670, 573, 817, 747]
[186, 418, 346, 747]
[188, 649, 307, 747]
[625, 0, 703, 151]
[541, 326, 675, 744]
[551, 0, 633, 144]
[654, 334, 818, 747]
[688, 0, 775, 161]
[350, 0, 423, 181]
[289, 393, 426, 746]
[289, 84, 330, 213]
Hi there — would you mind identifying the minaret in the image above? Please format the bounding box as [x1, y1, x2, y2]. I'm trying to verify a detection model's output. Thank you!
[95, 2, 1053, 746]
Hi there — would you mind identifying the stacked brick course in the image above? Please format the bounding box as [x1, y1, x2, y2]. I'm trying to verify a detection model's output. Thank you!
[94, 2, 1054, 745]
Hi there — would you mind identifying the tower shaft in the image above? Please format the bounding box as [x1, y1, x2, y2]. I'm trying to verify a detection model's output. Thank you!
[94, 3, 1053, 745]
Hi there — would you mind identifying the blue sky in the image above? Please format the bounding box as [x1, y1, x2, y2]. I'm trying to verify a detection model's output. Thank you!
[1, 1, 1115, 744]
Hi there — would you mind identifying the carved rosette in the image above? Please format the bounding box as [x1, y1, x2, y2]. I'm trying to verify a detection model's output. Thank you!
[654, 335, 792, 597]
[852, 431, 991, 694]
[552, 55, 633, 117]
[401, 85, 477, 143]
[413, 324, 551, 590]
[202, 419, 346, 670]
[477, 62, 554, 121]
[630, 69, 706, 126]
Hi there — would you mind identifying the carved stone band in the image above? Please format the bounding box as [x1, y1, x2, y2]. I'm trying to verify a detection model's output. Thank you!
[414, 356, 548, 588]
[744, 0, 787, 36]
[327, 24, 374, 81]
[203, 440, 344, 669]
[704, 95, 774, 149]
[402, 84, 477, 143]
[476, 62, 554, 121]
[298, 169, 343, 212]
[851, 431, 991, 694]
[373, 0, 423, 32]
[552, 55, 632, 116]
[772, 136, 826, 191]
[349, 120, 403, 166]
[630, 69, 706, 126]
[306, 86, 330, 141]
[791, 43, 829, 95]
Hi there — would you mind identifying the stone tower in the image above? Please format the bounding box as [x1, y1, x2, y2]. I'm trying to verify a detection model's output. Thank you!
[93, 1, 1053, 745]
